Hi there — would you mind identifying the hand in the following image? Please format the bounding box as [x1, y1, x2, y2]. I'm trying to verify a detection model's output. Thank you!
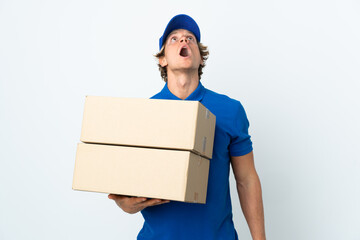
[108, 194, 170, 214]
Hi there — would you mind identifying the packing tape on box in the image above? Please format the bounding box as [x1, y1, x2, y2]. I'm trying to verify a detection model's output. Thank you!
[194, 192, 199, 203]
[202, 137, 207, 153]
[205, 109, 210, 119]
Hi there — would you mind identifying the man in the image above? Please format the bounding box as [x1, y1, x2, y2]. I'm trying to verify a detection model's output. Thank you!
[109, 14, 266, 240]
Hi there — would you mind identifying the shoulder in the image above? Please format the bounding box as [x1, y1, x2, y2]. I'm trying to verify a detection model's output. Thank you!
[150, 92, 162, 99]
[203, 88, 246, 117]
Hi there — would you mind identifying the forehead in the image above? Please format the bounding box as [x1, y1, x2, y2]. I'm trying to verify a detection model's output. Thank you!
[168, 29, 196, 37]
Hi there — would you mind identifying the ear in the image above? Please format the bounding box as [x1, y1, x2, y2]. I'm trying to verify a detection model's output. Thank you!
[200, 57, 204, 66]
[159, 56, 167, 67]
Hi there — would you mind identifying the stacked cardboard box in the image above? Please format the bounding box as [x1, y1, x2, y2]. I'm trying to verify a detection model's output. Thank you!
[73, 96, 216, 203]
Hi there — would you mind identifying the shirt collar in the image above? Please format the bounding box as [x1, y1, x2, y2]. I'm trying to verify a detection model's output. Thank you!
[158, 81, 206, 101]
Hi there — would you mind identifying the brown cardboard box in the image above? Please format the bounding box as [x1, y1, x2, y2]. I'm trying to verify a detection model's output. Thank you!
[72, 143, 210, 203]
[80, 96, 216, 159]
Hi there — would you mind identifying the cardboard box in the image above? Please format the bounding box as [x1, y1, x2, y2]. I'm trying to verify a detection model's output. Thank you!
[72, 143, 210, 203]
[80, 96, 216, 159]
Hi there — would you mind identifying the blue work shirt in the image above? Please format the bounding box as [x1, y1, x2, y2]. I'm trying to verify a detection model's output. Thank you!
[138, 81, 253, 240]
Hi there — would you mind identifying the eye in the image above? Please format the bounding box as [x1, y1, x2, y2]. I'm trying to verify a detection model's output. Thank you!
[187, 36, 194, 41]
[170, 36, 177, 42]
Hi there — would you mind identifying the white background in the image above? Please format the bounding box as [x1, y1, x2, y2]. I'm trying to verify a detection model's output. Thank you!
[1, 0, 359, 239]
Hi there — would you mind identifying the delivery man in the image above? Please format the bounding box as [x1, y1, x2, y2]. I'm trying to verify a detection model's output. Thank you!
[108, 14, 266, 240]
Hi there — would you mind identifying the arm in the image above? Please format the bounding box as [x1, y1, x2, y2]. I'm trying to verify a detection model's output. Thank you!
[231, 151, 266, 240]
[108, 194, 169, 214]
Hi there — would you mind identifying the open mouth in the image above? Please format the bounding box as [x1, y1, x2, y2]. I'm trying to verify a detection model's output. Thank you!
[179, 46, 189, 57]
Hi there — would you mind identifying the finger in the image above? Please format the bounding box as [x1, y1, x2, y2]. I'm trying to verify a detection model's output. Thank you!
[108, 194, 127, 201]
[108, 194, 116, 200]
[151, 200, 170, 206]
[142, 199, 170, 207]
[132, 197, 148, 204]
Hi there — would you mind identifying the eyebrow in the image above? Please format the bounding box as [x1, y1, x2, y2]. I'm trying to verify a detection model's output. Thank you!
[169, 31, 178, 37]
[169, 30, 194, 37]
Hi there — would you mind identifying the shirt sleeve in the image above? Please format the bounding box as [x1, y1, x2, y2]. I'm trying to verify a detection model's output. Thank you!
[229, 101, 253, 156]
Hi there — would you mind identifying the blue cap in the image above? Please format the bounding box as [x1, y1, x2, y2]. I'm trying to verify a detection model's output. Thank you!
[159, 14, 201, 50]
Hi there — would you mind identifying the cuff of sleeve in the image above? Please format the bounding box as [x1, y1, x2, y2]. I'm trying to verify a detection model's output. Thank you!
[230, 145, 253, 157]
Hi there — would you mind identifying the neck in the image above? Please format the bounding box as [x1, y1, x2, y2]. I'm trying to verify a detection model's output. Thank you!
[167, 70, 199, 100]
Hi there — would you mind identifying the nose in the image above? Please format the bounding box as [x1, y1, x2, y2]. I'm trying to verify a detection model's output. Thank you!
[180, 36, 188, 43]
